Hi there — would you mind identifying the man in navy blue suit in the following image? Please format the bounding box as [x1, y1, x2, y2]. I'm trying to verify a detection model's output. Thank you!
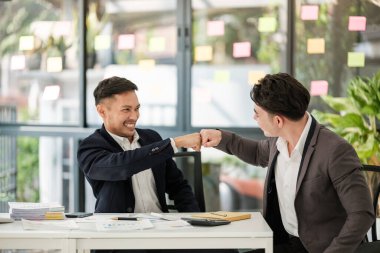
[78, 76, 201, 215]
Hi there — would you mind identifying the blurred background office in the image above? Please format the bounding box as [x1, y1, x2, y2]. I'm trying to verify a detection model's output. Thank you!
[0, 0, 379, 213]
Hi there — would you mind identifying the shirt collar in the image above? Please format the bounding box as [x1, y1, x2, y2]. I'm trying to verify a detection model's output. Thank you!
[107, 130, 140, 147]
[276, 112, 312, 157]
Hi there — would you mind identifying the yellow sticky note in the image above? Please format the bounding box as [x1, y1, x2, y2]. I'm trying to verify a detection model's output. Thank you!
[307, 38, 325, 54]
[19, 36, 35, 51]
[214, 70, 230, 83]
[258, 17, 277, 32]
[138, 59, 156, 69]
[347, 52, 365, 67]
[46, 57, 63, 72]
[149, 37, 166, 52]
[195, 46, 213, 62]
[94, 35, 111, 50]
[248, 71, 266, 85]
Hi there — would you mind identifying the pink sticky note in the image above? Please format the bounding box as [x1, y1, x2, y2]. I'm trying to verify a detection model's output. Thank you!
[207, 20, 225, 36]
[310, 80, 328, 96]
[301, 5, 319, 20]
[348, 16, 367, 31]
[118, 34, 135, 50]
[233, 42, 251, 58]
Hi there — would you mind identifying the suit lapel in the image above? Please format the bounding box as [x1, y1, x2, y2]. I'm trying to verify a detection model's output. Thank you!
[296, 117, 320, 194]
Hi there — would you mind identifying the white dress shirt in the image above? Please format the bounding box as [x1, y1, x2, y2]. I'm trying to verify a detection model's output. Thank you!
[275, 112, 312, 237]
[108, 130, 172, 213]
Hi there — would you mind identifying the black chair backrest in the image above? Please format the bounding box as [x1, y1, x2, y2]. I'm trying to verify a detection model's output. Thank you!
[361, 164, 380, 241]
[173, 151, 206, 212]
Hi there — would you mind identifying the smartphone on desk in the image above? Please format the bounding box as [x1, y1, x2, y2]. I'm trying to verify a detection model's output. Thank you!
[65, 212, 93, 218]
[181, 217, 231, 226]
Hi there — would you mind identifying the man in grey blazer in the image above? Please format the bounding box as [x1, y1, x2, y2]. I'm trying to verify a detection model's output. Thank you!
[199, 73, 374, 253]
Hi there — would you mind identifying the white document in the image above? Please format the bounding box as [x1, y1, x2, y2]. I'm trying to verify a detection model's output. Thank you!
[22, 219, 79, 230]
[153, 220, 192, 230]
[96, 219, 154, 231]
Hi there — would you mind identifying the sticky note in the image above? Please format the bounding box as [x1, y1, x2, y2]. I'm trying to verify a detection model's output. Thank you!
[347, 52, 365, 67]
[149, 37, 166, 52]
[94, 35, 111, 50]
[301, 5, 319, 20]
[214, 70, 230, 83]
[195, 46, 213, 62]
[138, 59, 156, 69]
[233, 42, 251, 58]
[248, 71, 266, 85]
[310, 80, 328, 96]
[207, 20, 225, 36]
[42, 85, 60, 100]
[10, 55, 26, 70]
[307, 38, 325, 54]
[348, 16, 366, 31]
[46, 57, 63, 72]
[258, 17, 277, 32]
[118, 34, 135, 50]
[19, 36, 34, 51]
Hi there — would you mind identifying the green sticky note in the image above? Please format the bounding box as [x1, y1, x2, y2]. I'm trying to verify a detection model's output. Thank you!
[347, 52, 365, 67]
[149, 37, 166, 52]
[94, 35, 111, 50]
[214, 70, 230, 83]
[258, 17, 277, 32]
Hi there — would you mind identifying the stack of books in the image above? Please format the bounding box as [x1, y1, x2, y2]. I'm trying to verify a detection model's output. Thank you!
[8, 202, 65, 220]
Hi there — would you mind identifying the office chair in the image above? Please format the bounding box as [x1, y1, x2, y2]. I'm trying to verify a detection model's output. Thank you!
[170, 151, 206, 212]
[356, 164, 380, 253]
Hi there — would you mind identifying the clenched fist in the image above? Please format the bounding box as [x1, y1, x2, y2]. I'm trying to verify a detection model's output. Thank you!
[200, 129, 222, 147]
[174, 133, 202, 151]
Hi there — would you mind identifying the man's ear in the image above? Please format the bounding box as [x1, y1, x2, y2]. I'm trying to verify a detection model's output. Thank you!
[274, 115, 284, 128]
[96, 104, 106, 119]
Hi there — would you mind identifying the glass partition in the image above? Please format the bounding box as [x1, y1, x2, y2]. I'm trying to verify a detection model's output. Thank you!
[86, 0, 178, 127]
[0, 0, 80, 125]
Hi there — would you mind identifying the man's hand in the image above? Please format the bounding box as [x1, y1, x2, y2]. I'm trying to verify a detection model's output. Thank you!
[200, 129, 222, 147]
[174, 133, 201, 151]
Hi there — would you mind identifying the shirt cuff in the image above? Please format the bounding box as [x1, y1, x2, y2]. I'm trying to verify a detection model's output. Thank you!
[170, 138, 178, 153]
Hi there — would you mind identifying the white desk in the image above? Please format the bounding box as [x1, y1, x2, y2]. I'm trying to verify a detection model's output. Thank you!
[0, 212, 273, 253]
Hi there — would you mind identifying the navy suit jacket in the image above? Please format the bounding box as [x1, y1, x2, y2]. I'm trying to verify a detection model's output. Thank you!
[77, 125, 200, 213]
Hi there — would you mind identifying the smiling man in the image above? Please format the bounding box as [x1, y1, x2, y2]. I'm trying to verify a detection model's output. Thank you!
[78, 76, 201, 215]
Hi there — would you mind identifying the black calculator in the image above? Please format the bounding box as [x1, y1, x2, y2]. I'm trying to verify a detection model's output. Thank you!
[181, 217, 231, 226]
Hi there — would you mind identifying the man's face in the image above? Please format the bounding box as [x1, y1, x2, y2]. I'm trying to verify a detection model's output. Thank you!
[253, 104, 280, 137]
[97, 91, 140, 142]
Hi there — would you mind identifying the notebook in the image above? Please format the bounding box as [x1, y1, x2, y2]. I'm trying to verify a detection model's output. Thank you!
[191, 211, 251, 221]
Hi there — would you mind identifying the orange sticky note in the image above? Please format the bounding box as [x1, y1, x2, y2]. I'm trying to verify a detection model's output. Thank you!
[248, 71, 266, 85]
[301, 5, 319, 20]
[138, 59, 156, 69]
[307, 38, 325, 54]
[233, 42, 251, 58]
[195, 46, 213, 62]
[207, 20, 225, 36]
[347, 52, 365, 67]
[348, 16, 366, 31]
[118, 34, 135, 50]
[310, 80, 328, 96]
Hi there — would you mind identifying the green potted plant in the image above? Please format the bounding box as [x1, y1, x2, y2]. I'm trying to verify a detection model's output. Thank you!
[312, 71, 380, 198]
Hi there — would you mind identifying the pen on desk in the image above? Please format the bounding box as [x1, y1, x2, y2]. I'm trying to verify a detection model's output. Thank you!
[111, 217, 138, 221]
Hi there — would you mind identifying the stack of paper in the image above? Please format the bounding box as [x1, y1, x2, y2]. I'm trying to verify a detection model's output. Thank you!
[191, 211, 251, 221]
[8, 202, 65, 220]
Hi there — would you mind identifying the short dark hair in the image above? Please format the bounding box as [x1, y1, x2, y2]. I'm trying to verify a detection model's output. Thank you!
[93, 76, 138, 105]
[250, 73, 310, 121]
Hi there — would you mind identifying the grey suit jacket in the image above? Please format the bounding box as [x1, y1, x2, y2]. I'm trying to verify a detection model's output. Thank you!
[216, 118, 374, 253]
